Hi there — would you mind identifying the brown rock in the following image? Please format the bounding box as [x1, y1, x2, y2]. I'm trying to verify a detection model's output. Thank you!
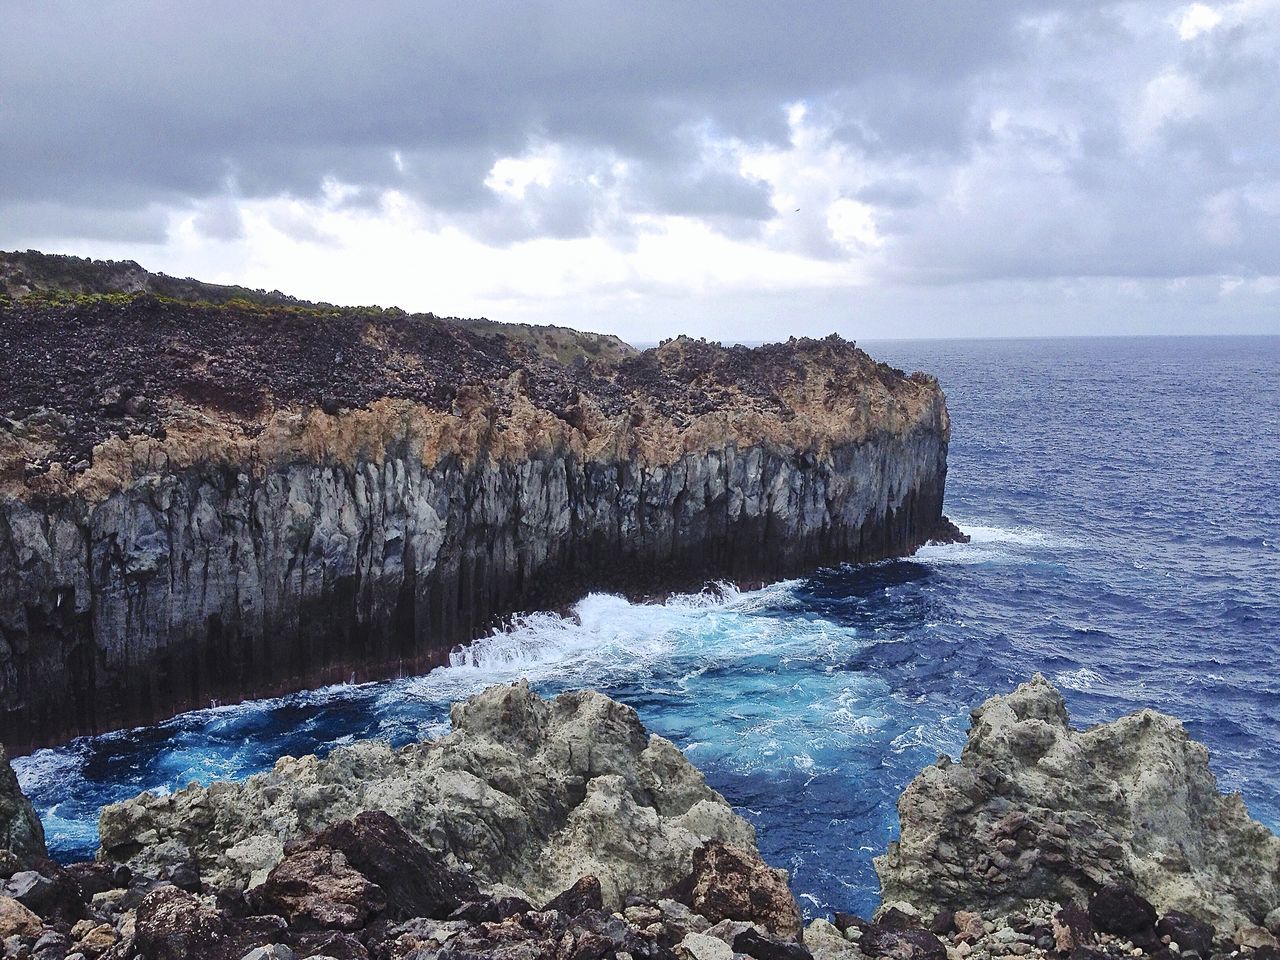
[953, 911, 985, 944]
[1237, 926, 1279, 950]
[0, 894, 42, 937]
[295, 811, 478, 920]
[1053, 904, 1094, 952]
[681, 841, 802, 939]
[249, 847, 386, 931]
[70, 921, 118, 957]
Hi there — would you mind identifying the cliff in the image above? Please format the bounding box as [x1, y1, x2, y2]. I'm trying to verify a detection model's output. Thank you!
[0, 252, 960, 753]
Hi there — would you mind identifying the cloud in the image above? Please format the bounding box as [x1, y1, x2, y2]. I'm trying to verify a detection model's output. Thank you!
[1, 0, 1278, 336]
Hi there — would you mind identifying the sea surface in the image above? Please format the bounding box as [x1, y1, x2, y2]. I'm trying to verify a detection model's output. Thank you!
[15, 335, 1280, 919]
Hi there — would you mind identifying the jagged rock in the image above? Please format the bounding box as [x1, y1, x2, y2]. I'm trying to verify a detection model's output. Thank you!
[875, 675, 1280, 931]
[100, 682, 757, 908]
[2, 865, 87, 924]
[861, 925, 947, 960]
[248, 848, 385, 931]
[0, 895, 42, 937]
[1238, 926, 1279, 950]
[674, 841, 802, 939]
[803, 919, 862, 959]
[675, 931, 735, 960]
[1052, 904, 1093, 952]
[132, 886, 288, 960]
[294, 812, 477, 921]
[543, 876, 604, 916]
[0, 745, 44, 862]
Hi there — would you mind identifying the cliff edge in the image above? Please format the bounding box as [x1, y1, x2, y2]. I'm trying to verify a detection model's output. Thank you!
[0, 251, 962, 752]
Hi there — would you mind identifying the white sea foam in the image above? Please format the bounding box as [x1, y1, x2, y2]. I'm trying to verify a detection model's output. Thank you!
[398, 579, 804, 704]
[12, 742, 90, 798]
[1054, 666, 1107, 691]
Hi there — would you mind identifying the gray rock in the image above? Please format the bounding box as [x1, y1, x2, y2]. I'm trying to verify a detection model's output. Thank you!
[0, 746, 43, 863]
[875, 675, 1280, 932]
[100, 681, 756, 907]
[240, 946, 295, 960]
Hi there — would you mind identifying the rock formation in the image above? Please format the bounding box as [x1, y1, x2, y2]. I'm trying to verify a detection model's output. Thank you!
[875, 675, 1280, 933]
[99, 681, 761, 908]
[0, 744, 44, 866]
[0, 251, 961, 753]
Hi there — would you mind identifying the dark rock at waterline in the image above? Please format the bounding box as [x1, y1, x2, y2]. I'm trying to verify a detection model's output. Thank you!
[1089, 884, 1157, 936]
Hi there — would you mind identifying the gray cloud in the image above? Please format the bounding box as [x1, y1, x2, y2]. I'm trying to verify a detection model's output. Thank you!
[2, 0, 1278, 302]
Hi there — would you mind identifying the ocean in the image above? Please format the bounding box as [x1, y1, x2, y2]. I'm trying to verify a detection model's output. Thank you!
[14, 335, 1280, 919]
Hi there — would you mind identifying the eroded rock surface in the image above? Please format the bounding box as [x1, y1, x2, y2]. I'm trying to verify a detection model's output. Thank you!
[0, 744, 43, 863]
[875, 675, 1280, 931]
[99, 681, 758, 908]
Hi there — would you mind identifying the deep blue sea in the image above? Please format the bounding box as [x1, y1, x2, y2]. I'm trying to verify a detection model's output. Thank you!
[15, 336, 1280, 919]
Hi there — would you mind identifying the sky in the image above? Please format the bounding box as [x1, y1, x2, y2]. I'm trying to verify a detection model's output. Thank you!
[3, 1, 1278, 342]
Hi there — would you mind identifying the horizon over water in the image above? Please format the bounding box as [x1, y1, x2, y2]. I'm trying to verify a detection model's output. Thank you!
[16, 334, 1280, 919]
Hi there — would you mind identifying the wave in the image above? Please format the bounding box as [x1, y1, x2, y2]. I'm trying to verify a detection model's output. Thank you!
[399, 579, 804, 705]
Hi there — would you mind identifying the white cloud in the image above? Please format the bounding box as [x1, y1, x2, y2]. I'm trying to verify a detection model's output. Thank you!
[1176, 3, 1223, 39]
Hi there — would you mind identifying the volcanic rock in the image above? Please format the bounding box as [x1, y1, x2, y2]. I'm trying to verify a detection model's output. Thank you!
[100, 682, 757, 908]
[0, 895, 42, 938]
[875, 675, 1280, 930]
[672, 840, 802, 939]
[293, 811, 477, 921]
[1156, 910, 1215, 957]
[0, 251, 958, 753]
[0, 745, 44, 862]
[1088, 884, 1156, 935]
[247, 847, 386, 931]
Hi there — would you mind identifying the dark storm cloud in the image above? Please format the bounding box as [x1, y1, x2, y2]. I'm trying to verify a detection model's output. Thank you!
[2, 0, 1278, 288]
[0, 1, 1070, 216]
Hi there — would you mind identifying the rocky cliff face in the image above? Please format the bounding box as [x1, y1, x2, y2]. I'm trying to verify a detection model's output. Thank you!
[0, 258, 959, 752]
[875, 675, 1280, 933]
[0, 743, 44, 865]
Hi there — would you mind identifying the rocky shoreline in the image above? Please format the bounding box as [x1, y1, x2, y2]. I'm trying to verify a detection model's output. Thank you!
[2, 677, 1278, 960]
[0, 251, 963, 753]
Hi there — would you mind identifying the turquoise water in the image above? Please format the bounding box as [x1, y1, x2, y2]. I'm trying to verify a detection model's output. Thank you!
[16, 335, 1280, 919]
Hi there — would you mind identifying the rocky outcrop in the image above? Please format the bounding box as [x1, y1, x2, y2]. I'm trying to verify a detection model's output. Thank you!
[0, 258, 959, 752]
[875, 675, 1280, 932]
[99, 681, 761, 909]
[0, 743, 44, 864]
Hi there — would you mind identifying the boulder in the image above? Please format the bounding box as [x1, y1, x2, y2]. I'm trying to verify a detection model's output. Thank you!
[0, 895, 42, 938]
[247, 848, 386, 931]
[2, 864, 87, 924]
[875, 675, 1280, 931]
[0, 744, 44, 863]
[860, 924, 947, 960]
[675, 841, 802, 939]
[100, 682, 757, 907]
[293, 811, 477, 920]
